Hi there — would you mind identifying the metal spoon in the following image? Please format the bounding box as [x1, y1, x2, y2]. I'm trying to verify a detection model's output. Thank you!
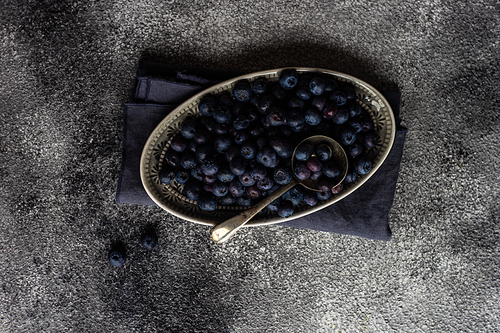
[210, 135, 348, 243]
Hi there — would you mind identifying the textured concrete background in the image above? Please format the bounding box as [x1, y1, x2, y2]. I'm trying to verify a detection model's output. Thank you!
[1, 0, 499, 332]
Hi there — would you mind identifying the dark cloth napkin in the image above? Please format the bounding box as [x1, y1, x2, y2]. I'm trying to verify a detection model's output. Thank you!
[116, 60, 407, 241]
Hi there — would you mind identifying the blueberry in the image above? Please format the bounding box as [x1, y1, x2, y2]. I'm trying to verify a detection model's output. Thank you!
[267, 197, 281, 212]
[241, 142, 257, 160]
[158, 168, 175, 185]
[303, 191, 318, 206]
[165, 150, 181, 167]
[180, 119, 198, 139]
[295, 144, 313, 161]
[294, 162, 311, 181]
[348, 118, 363, 133]
[266, 107, 286, 127]
[324, 79, 338, 93]
[200, 158, 219, 176]
[140, 231, 158, 250]
[214, 105, 232, 124]
[344, 168, 357, 183]
[278, 200, 294, 218]
[108, 248, 126, 267]
[354, 156, 372, 175]
[250, 164, 267, 180]
[233, 81, 252, 102]
[194, 129, 210, 145]
[190, 166, 204, 181]
[232, 101, 246, 117]
[218, 92, 234, 107]
[237, 194, 252, 207]
[347, 143, 363, 159]
[256, 147, 277, 168]
[170, 135, 188, 152]
[175, 170, 190, 184]
[283, 187, 304, 206]
[233, 116, 250, 130]
[252, 78, 269, 95]
[332, 107, 349, 125]
[311, 95, 328, 112]
[315, 144, 332, 161]
[200, 116, 215, 132]
[180, 152, 198, 169]
[363, 132, 379, 148]
[218, 193, 234, 205]
[217, 167, 235, 183]
[309, 77, 325, 95]
[187, 141, 198, 153]
[183, 180, 202, 200]
[246, 185, 262, 200]
[330, 91, 347, 106]
[273, 166, 293, 185]
[212, 181, 229, 197]
[256, 95, 274, 114]
[339, 127, 357, 146]
[239, 170, 256, 187]
[343, 86, 357, 100]
[361, 117, 375, 132]
[195, 144, 215, 162]
[249, 124, 266, 137]
[347, 102, 362, 118]
[331, 183, 343, 194]
[279, 69, 299, 90]
[256, 176, 274, 191]
[234, 130, 249, 145]
[229, 179, 246, 197]
[270, 138, 293, 158]
[305, 108, 322, 126]
[287, 108, 305, 128]
[203, 183, 213, 192]
[288, 97, 306, 110]
[230, 158, 246, 176]
[214, 135, 232, 153]
[255, 137, 268, 149]
[323, 161, 340, 178]
[271, 82, 288, 101]
[203, 173, 217, 184]
[322, 102, 338, 119]
[296, 86, 312, 100]
[225, 145, 241, 162]
[317, 177, 336, 192]
[198, 96, 217, 117]
[316, 190, 331, 201]
[307, 156, 322, 172]
[197, 192, 218, 211]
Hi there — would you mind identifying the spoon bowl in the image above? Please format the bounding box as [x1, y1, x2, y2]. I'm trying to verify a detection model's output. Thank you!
[210, 135, 348, 243]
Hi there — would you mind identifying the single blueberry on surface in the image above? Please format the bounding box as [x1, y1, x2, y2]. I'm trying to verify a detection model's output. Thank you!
[158, 168, 175, 185]
[330, 91, 347, 106]
[212, 181, 229, 197]
[233, 82, 253, 102]
[198, 96, 217, 116]
[197, 192, 218, 211]
[180, 120, 198, 139]
[339, 127, 357, 146]
[214, 105, 232, 124]
[332, 107, 349, 125]
[305, 108, 322, 126]
[315, 144, 332, 161]
[278, 200, 294, 218]
[175, 170, 190, 184]
[140, 231, 158, 251]
[295, 144, 313, 161]
[279, 69, 299, 90]
[108, 249, 126, 267]
[273, 166, 293, 185]
[355, 156, 372, 175]
[309, 77, 325, 95]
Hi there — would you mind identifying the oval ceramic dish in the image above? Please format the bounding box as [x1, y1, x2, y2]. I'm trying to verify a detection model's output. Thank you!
[140, 67, 396, 227]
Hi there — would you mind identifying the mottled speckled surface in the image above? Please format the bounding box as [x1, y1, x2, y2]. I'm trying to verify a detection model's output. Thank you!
[1, 1, 499, 332]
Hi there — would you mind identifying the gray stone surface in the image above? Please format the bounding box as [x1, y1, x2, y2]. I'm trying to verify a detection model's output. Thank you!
[1, 1, 499, 332]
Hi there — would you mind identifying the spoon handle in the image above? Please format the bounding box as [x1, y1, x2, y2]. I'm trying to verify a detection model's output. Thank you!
[210, 179, 298, 243]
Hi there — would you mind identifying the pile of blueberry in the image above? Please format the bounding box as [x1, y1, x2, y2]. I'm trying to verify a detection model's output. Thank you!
[158, 68, 378, 218]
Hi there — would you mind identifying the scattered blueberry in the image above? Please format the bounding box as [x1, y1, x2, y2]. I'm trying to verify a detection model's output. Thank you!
[344, 168, 357, 183]
[250, 164, 267, 180]
[347, 102, 362, 118]
[170, 135, 188, 152]
[195, 144, 215, 162]
[331, 183, 343, 194]
[241, 142, 257, 160]
[294, 162, 311, 181]
[256, 176, 274, 191]
[270, 138, 293, 158]
[214, 135, 232, 153]
[322, 102, 338, 119]
[347, 143, 363, 159]
[165, 150, 181, 167]
[286, 108, 305, 128]
[246, 185, 262, 200]
[200, 158, 219, 176]
[109, 248, 126, 267]
[140, 231, 158, 251]
[324, 79, 338, 93]
[267, 197, 281, 211]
